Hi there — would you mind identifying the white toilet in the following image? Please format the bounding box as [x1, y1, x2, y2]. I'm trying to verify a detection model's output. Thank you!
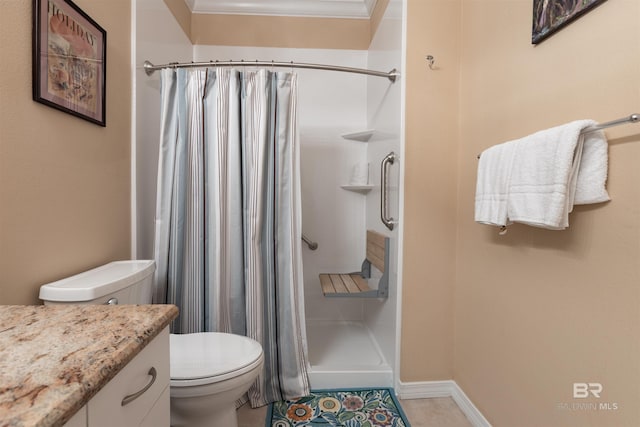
[39, 260, 264, 427]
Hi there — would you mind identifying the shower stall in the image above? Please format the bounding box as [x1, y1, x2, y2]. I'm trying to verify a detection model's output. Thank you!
[299, 97, 402, 389]
[135, 0, 404, 392]
[300, 2, 404, 389]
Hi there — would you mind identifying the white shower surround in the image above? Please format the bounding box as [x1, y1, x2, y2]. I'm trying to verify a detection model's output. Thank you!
[135, 0, 404, 391]
[192, 39, 403, 388]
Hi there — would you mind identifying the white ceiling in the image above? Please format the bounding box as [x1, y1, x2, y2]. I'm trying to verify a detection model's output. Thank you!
[183, 0, 379, 18]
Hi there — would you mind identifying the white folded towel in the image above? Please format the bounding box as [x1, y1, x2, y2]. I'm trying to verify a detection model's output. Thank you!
[574, 131, 610, 204]
[474, 141, 516, 227]
[475, 120, 610, 230]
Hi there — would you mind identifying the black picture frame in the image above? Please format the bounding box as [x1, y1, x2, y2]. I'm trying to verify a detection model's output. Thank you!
[532, 0, 607, 45]
[33, 0, 107, 126]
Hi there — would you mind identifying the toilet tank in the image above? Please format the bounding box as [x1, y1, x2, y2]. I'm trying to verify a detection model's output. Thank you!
[39, 260, 156, 305]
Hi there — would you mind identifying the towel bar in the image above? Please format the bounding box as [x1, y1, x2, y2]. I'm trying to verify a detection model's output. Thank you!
[477, 113, 639, 159]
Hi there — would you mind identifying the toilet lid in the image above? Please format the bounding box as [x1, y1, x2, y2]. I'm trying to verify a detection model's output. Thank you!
[170, 332, 263, 381]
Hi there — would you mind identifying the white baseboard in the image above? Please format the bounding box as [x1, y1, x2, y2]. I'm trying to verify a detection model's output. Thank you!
[396, 379, 455, 399]
[396, 380, 492, 427]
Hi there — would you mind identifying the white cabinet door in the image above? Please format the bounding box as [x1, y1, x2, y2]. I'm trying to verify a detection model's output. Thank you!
[87, 327, 170, 427]
[140, 387, 170, 427]
[63, 406, 87, 427]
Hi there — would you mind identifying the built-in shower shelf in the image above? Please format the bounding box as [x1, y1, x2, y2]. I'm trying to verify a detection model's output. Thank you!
[341, 129, 395, 142]
[341, 130, 376, 142]
[340, 184, 373, 194]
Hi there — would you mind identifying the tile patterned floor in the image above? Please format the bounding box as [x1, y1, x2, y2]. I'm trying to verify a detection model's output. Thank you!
[238, 397, 473, 427]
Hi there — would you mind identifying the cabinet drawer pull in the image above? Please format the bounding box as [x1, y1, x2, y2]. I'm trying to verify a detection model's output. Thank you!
[121, 367, 157, 406]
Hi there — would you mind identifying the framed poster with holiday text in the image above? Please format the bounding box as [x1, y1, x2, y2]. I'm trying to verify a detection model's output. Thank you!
[33, 0, 106, 126]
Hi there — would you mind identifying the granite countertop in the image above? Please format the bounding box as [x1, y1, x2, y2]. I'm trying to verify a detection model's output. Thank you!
[0, 304, 178, 427]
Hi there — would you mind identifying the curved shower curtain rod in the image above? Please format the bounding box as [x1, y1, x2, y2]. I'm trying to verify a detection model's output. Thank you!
[143, 60, 400, 83]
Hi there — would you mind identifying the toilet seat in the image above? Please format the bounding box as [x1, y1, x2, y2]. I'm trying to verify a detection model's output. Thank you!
[170, 332, 263, 387]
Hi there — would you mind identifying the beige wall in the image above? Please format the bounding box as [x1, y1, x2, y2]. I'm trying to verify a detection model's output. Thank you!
[163, 0, 192, 40]
[191, 14, 371, 49]
[400, 0, 461, 381]
[163, 0, 389, 50]
[401, 0, 640, 425]
[454, 1, 640, 426]
[0, 0, 132, 305]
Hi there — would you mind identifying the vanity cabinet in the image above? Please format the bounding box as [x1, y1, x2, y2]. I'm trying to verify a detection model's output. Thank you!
[63, 407, 86, 427]
[64, 328, 170, 427]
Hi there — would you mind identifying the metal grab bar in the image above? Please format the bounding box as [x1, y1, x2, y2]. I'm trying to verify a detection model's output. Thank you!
[302, 234, 318, 250]
[381, 152, 396, 231]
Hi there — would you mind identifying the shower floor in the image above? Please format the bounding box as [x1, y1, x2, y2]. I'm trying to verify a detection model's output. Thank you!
[306, 319, 393, 389]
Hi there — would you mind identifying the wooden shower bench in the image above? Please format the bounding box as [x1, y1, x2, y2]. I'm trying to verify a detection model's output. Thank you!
[319, 230, 390, 298]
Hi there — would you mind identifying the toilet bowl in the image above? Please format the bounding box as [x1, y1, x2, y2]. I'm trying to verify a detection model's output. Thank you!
[169, 332, 263, 427]
[39, 260, 263, 427]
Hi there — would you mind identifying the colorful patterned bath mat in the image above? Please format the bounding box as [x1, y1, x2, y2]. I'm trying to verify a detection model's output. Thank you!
[266, 388, 411, 426]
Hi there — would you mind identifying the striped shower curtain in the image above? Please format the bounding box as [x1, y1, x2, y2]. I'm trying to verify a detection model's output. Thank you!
[152, 67, 310, 406]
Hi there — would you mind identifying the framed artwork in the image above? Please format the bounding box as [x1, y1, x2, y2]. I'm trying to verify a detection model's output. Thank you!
[32, 0, 107, 126]
[532, 0, 607, 44]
